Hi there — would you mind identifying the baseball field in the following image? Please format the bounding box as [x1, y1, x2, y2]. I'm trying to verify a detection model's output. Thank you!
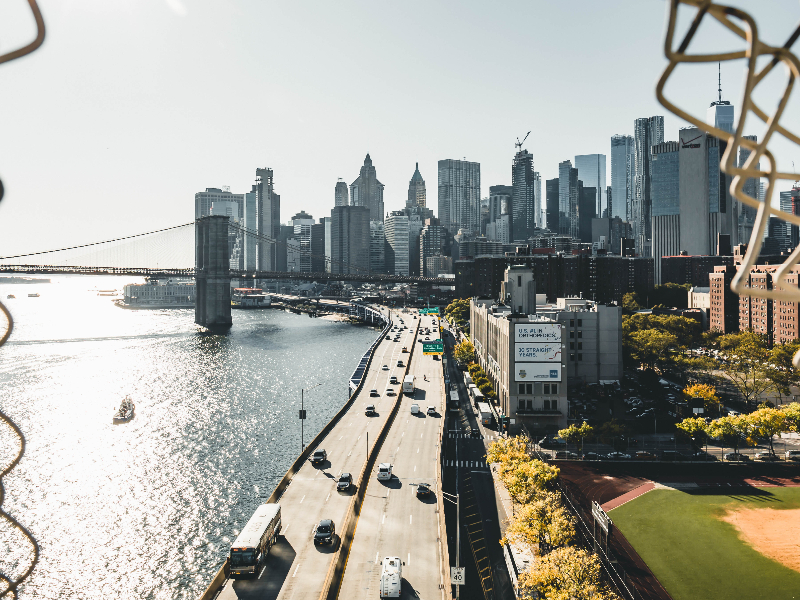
[610, 486, 800, 600]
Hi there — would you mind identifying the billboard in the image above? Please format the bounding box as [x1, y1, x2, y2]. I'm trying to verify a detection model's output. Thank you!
[514, 363, 561, 382]
[515, 343, 561, 362]
[514, 323, 562, 343]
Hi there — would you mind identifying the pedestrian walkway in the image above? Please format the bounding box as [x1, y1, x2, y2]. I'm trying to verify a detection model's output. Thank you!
[444, 459, 489, 469]
[445, 431, 498, 441]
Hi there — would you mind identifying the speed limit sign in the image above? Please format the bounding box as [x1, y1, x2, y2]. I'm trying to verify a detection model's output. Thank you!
[451, 567, 465, 585]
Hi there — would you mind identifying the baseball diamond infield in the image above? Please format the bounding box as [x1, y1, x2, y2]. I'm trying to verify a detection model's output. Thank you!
[610, 487, 800, 600]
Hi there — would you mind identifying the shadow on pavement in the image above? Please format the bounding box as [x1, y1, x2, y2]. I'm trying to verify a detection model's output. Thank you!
[379, 477, 403, 490]
[228, 537, 296, 600]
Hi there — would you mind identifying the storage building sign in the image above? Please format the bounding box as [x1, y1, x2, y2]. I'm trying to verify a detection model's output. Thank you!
[515, 343, 561, 362]
[514, 363, 561, 382]
[514, 323, 562, 342]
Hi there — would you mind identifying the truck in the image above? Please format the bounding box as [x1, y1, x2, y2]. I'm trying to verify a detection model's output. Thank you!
[403, 374, 415, 394]
[477, 402, 493, 426]
[379, 556, 403, 598]
[468, 383, 478, 399]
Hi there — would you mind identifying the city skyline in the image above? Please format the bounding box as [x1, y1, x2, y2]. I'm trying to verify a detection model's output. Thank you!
[1, 1, 798, 255]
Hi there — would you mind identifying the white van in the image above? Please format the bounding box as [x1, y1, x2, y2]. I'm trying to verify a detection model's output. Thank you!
[379, 556, 403, 598]
[403, 375, 415, 394]
[377, 463, 393, 480]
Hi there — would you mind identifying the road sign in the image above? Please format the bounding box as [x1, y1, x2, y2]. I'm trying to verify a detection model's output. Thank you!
[451, 567, 465, 585]
[419, 307, 440, 314]
[422, 341, 444, 355]
[591, 501, 612, 534]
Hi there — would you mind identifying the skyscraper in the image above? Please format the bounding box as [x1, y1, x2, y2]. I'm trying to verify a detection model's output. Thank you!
[574, 154, 607, 216]
[512, 149, 536, 241]
[335, 180, 349, 207]
[254, 168, 280, 271]
[438, 159, 481, 235]
[533, 172, 542, 228]
[331, 205, 370, 275]
[545, 178, 559, 231]
[610, 134, 635, 221]
[369, 221, 386, 274]
[558, 160, 579, 238]
[385, 211, 410, 275]
[633, 116, 665, 256]
[350, 154, 385, 222]
[420, 218, 445, 277]
[243, 186, 257, 271]
[407, 163, 427, 209]
[290, 211, 314, 273]
[486, 185, 512, 243]
[707, 64, 734, 135]
[738, 134, 759, 244]
[195, 187, 244, 220]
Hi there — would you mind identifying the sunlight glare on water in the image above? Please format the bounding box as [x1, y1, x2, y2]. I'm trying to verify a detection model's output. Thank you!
[0, 275, 378, 599]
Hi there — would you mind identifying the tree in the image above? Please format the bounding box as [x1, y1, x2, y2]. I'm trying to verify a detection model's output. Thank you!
[504, 491, 575, 553]
[647, 282, 692, 309]
[782, 402, 800, 432]
[478, 381, 494, 396]
[467, 362, 481, 377]
[517, 546, 620, 600]
[445, 298, 470, 328]
[682, 383, 720, 413]
[622, 292, 642, 312]
[675, 416, 708, 453]
[626, 329, 682, 373]
[558, 422, 593, 455]
[499, 460, 560, 504]
[746, 406, 787, 455]
[766, 341, 800, 405]
[707, 414, 753, 456]
[453, 340, 475, 367]
[718, 332, 774, 407]
[486, 436, 529, 465]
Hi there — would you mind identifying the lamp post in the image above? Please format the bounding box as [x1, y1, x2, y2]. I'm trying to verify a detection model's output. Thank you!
[442, 490, 460, 598]
[300, 383, 322, 451]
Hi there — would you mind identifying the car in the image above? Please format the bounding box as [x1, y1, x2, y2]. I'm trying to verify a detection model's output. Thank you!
[660, 450, 688, 461]
[554, 451, 580, 460]
[410, 404, 420, 414]
[785, 449, 800, 461]
[581, 452, 605, 461]
[337, 473, 353, 491]
[311, 449, 327, 465]
[397, 360, 404, 367]
[433, 355, 439, 360]
[724, 452, 751, 462]
[313, 519, 335, 545]
[377, 463, 393, 480]
[370, 389, 380, 397]
[382, 365, 389, 370]
[426, 406, 436, 416]
[390, 376, 398, 384]
[690, 452, 717, 462]
[385, 388, 395, 396]
[634, 451, 657, 460]
[425, 336, 430, 341]
[365, 404, 376, 416]
[402, 347, 408, 353]
[416, 483, 431, 498]
[755, 451, 781, 462]
[606, 452, 631, 460]
[470, 428, 482, 438]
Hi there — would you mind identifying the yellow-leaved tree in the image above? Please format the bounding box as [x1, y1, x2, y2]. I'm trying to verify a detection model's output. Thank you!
[675, 416, 707, 454]
[504, 491, 575, 553]
[517, 546, 620, 600]
[747, 406, 787, 455]
[486, 436, 529, 465]
[558, 422, 594, 455]
[453, 340, 475, 367]
[499, 460, 560, 504]
[682, 383, 720, 413]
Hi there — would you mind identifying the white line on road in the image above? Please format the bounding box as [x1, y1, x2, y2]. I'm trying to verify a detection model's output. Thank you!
[300, 495, 305, 504]
[326, 492, 330, 502]
[417, 447, 420, 453]
[375, 552, 380, 564]
[382, 513, 386, 524]
[339, 436, 343, 440]
[409, 515, 412, 525]
[396, 446, 400, 454]
[259, 566, 267, 579]
[414, 465, 416, 472]
[402, 432, 405, 437]
[421, 433, 423, 438]
[292, 565, 300, 578]
[357, 435, 361, 440]
[348, 450, 352, 456]
[407, 553, 411, 565]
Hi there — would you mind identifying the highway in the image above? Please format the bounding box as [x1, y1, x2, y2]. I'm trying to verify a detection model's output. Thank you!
[216, 308, 418, 600]
[338, 313, 446, 600]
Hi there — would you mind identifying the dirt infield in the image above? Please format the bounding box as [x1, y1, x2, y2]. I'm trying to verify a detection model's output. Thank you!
[721, 507, 800, 573]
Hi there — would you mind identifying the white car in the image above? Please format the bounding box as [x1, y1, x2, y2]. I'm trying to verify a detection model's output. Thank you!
[377, 463, 393, 480]
[410, 404, 420, 414]
[385, 388, 395, 396]
[426, 406, 436, 416]
[382, 364, 389, 370]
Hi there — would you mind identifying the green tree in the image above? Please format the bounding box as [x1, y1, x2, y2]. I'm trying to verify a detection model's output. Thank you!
[622, 292, 642, 312]
[675, 416, 708, 453]
[478, 381, 494, 396]
[467, 362, 481, 377]
[453, 340, 475, 367]
[504, 491, 575, 553]
[718, 332, 773, 407]
[707, 414, 754, 456]
[648, 282, 692, 309]
[746, 406, 788, 455]
[499, 460, 560, 504]
[626, 329, 682, 373]
[486, 436, 529, 465]
[518, 546, 620, 600]
[558, 422, 593, 455]
[766, 340, 800, 405]
[782, 402, 800, 432]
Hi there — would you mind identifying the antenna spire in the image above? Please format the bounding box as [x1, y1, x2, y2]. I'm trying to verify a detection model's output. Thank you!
[718, 62, 722, 103]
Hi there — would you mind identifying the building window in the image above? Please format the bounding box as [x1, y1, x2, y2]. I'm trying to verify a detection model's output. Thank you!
[544, 383, 551, 394]
[570, 320, 575, 327]
[551, 400, 558, 410]
[578, 319, 582, 326]
[578, 342, 582, 350]
[570, 353, 576, 361]
[543, 399, 551, 409]
[570, 342, 575, 350]
[551, 384, 558, 394]
[518, 383, 525, 394]
[570, 331, 575, 338]
[578, 353, 583, 361]
[518, 276, 522, 287]
[578, 331, 582, 338]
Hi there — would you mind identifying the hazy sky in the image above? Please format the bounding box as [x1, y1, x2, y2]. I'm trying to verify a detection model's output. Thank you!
[1, 0, 799, 256]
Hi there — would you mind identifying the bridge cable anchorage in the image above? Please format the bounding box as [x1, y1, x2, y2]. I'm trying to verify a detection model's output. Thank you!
[0, 1, 45, 597]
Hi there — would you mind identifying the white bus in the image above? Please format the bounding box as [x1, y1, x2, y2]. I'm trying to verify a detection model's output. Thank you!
[229, 503, 282, 577]
[477, 402, 493, 426]
[403, 374, 415, 394]
[380, 556, 403, 598]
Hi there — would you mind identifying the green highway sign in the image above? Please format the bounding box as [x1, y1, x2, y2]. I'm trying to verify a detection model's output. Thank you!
[419, 308, 440, 314]
[422, 341, 444, 355]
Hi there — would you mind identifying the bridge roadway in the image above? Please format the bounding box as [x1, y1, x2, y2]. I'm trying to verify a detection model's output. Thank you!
[215, 308, 440, 600]
[337, 312, 445, 600]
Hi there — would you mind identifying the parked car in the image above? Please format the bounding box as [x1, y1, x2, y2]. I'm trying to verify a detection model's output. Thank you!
[606, 452, 631, 460]
[755, 451, 781, 462]
[336, 473, 353, 491]
[554, 451, 580, 460]
[313, 519, 335, 545]
[690, 452, 717, 462]
[311, 449, 327, 465]
[581, 452, 605, 461]
[634, 451, 657, 460]
[785, 449, 800, 461]
[661, 450, 689, 461]
[724, 452, 750, 462]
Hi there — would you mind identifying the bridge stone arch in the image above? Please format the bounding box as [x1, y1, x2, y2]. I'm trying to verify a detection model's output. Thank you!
[195, 215, 232, 330]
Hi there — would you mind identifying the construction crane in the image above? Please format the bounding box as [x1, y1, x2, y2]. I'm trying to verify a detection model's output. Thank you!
[515, 131, 531, 152]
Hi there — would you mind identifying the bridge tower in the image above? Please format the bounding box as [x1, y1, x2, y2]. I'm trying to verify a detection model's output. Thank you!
[195, 215, 232, 330]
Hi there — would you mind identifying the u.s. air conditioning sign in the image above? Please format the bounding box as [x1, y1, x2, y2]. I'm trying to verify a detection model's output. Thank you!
[514, 323, 562, 342]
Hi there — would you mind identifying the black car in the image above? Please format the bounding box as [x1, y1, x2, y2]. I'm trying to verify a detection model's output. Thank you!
[470, 428, 482, 438]
[337, 473, 353, 491]
[416, 483, 431, 498]
[661, 450, 689, 461]
[581, 452, 605, 461]
[314, 519, 335, 545]
[311, 449, 327, 465]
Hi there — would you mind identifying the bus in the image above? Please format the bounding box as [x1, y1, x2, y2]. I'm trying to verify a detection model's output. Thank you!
[449, 390, 460, 410]
[229, 503, 282, 577]
[477, 402, 494, 426]
[403, 374, 416, 394]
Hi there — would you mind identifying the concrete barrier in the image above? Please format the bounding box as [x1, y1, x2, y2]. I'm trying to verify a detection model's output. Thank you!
[197, 310, 392, 600]
[318, 316, 422, 600]
[435, 360, 451, 600]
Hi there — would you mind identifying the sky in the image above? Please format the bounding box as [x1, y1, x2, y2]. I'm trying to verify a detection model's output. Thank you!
[1, 0, 800, 256]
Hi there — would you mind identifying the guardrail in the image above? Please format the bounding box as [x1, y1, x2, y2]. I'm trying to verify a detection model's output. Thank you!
[319, 315, 421, 600]
[436, 355, 451, 600]
[197, 308, 392, 600]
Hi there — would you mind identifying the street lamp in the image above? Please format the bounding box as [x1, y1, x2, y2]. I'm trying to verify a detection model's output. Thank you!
[300, 383, 322, 451]
[442, 490, 460, 599]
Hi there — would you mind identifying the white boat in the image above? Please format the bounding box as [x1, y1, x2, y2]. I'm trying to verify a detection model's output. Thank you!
[6, 294, 14, 299]
[28, 293, 40, 298]
[113, 397, 135, 423]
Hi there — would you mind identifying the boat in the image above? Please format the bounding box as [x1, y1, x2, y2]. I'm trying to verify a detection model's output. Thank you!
[113, 397, 135, 423]
[28, 293, 40, 298]
[6, 294, 14, 299]
[97, 289, 117, 296]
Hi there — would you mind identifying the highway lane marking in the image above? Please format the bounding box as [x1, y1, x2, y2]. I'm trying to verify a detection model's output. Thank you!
[408, 553, 411, 565]
[396, 446, 400, 454]
[402, 432, 405, 437]
[414, 465, 416, 472]
[326, 492, 330, 502]
[417, 448, 419, 453]
[358, 435, 361, 440]
[375, 552, 380, 564]
[282, 524, 290, 536]
[339, 436, 343, 440]
[292, 565, 300, 578]
[259, 565, 267, 579]
[382, 513, 386, 524]
[409, 515, 412, 524]
[300, 495, 306, 504]
[348, 450, 352, 457]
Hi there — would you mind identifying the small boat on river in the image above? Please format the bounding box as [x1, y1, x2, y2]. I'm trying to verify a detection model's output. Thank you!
[113, 396, 135, 423]
[6, 294, 14, 299]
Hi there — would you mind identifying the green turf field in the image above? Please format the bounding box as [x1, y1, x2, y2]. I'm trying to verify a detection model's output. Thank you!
[610, 487, 800, 600]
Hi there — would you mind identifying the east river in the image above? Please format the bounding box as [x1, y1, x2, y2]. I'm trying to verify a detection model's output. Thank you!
[0, 276, 379, 599]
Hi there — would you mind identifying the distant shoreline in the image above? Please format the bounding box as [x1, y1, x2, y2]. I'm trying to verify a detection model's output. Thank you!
[0, 276, 51, 284]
